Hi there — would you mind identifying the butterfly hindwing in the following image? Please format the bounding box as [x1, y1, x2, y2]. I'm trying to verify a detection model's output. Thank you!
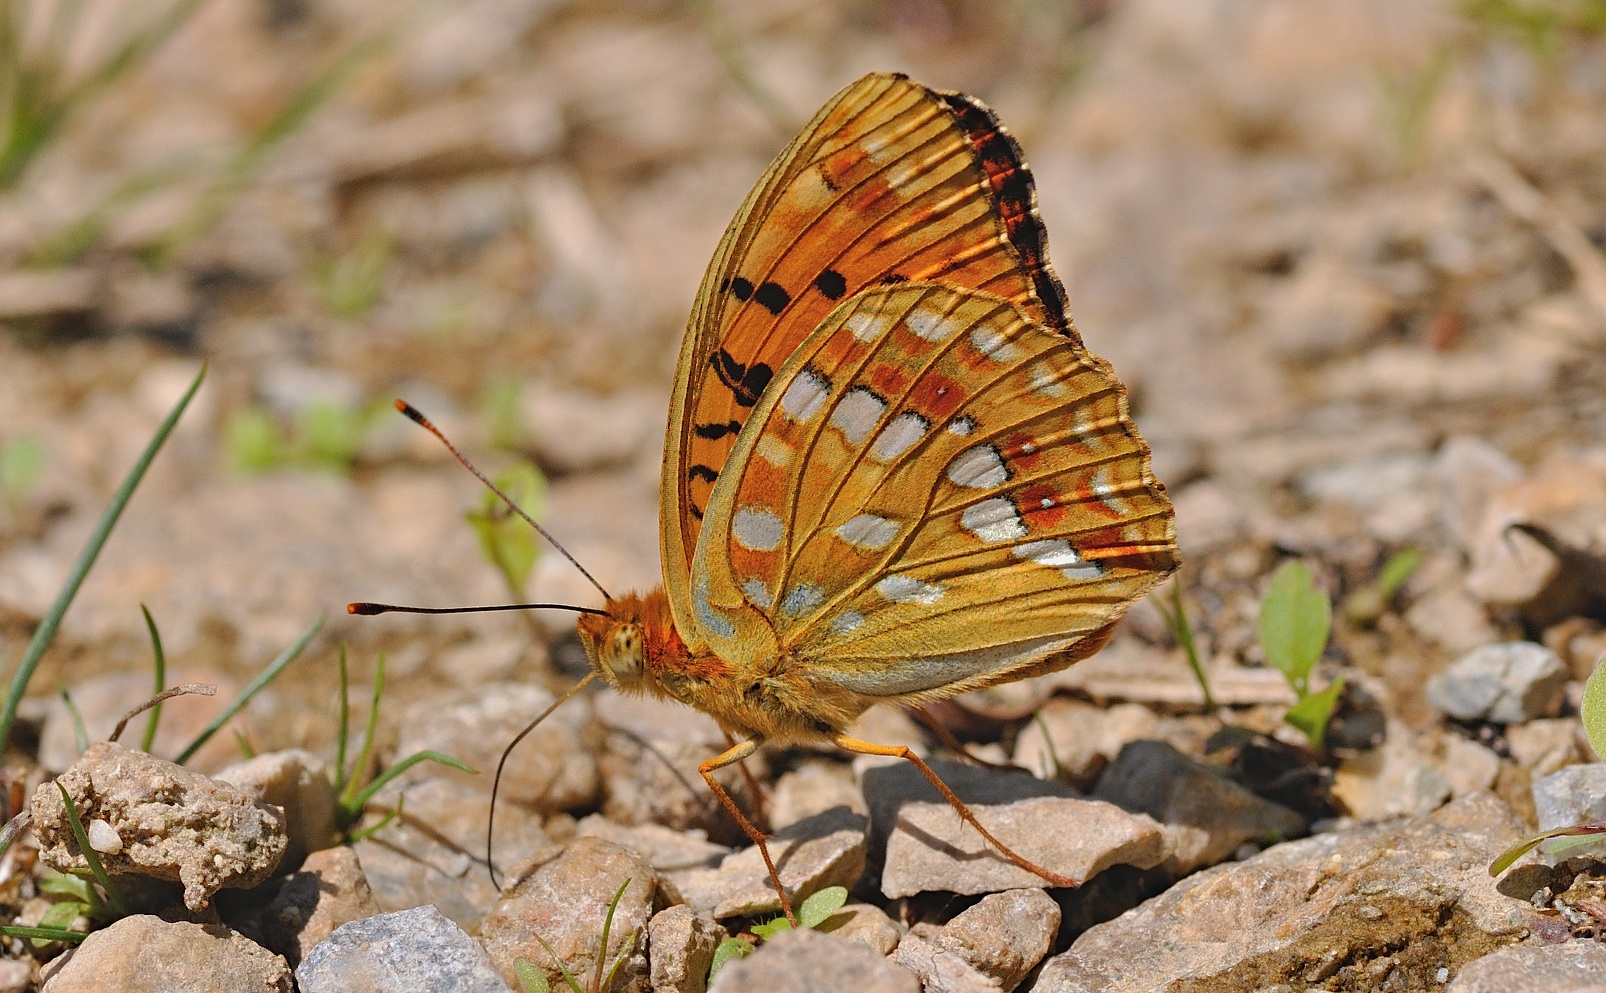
[692, 284, 1176, 698]
[664, 73, 1076, 647]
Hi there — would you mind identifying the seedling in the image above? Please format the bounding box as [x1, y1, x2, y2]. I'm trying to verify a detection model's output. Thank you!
[466, 463, 547, 600]
[311, 227, 393, 319]
[515, 878, 639, 993]
[1342, 548, 1423, 626]
[1157, 580, 1216, 710]
[224, 400, 384, 476]
[0, 435, 44, 514]
[706, 885, 848, 981]
[333, 645, 475, 842]
[1490, 655, 1606, 874]
[1258, 561, 1343, 749]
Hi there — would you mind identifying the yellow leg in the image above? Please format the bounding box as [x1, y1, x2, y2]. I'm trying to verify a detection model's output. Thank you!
[833, 734, 1082, 889]
[699, 735, 799, 927]
[722, 730, 770, 832]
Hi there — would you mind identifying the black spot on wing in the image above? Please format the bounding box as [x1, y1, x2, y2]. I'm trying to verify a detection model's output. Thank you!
[709, 349, 773, 409]
[694, 420, 743, 440]
[721, 276, 755, 301]
[688, 464, 718, 483]
[879, 273, 908, 285]
[754, 281, 791, 315]
[814, 269, 847, 300]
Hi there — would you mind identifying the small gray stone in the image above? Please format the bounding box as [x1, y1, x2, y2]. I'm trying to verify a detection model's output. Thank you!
[32, 742, 287, 911]
[296, 905, 511, 993]
[575, 815, 730, 872]
[707, 928, 919, 993]
[1447, 941, 1606, 992]
[646, 904, 725, 993]
[1507, 718, 1587, 776]
[1092, 740, 1307, 873]
[481, 837, 659, 992]
[669, 806, 867, 919]
[895, 889, 1061, 993]
[1532, 764, 1606, 831]
[1426, 641, 1568, 723]
[45, 915, 292, 992]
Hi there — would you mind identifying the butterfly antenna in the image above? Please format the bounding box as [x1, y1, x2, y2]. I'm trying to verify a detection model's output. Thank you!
[391, 399, 612, 601]
[347, 602, 611, 617]
[486, 670, 598, 889]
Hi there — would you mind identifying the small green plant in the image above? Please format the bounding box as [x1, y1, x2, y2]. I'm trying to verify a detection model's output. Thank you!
[1375, 45, 1457, 169]
[1461, 0, 1606, 60]
[224, 401, 382, 476]
[480, 374, 526, 451]
[332, 645, 474, 842]
[515, 878, 639, 993]
[1258, 561, 1343, 750]
[311, 228, 394, 319]
[1490, 655, 1606, 875]
[466, 463, 547, 599]
[707, 885, 848, 982]
[0, 435, 45, 513]
[1157, 580, 1216, 710]
[1342, 548, 1423, 626]
[0, 783, 130, 944]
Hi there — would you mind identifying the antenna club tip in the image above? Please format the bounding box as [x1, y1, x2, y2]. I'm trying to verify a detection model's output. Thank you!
[394, 399, 428, 426]
[347, 602, 381, 615]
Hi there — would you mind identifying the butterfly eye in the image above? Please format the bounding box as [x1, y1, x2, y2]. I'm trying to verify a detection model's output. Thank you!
[606, 625, 644, 681]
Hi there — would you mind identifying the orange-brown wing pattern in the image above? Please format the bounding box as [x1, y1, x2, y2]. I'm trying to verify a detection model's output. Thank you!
[663, 73, 1075, 646]
[691, 284, 1176, 695]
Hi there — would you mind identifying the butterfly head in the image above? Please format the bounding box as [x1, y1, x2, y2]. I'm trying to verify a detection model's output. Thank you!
[575, 588, 682, 694]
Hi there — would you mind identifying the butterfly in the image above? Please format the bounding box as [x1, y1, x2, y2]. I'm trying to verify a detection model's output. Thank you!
[570, 72, 1178, 922]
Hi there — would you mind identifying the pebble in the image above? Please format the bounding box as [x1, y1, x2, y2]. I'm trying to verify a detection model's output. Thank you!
[865, 760, 1169, 900]
[480, 837, 660, 991]
[1332, 723, 1454, 820]
[1035, 793, 1527, 992]
[668, 806, 867, 919]
[1012, 700, 1160, 789]
[1446, 941, 1606, 992]
[574, 813, 730, 872]
[767, 759, 865, 831]
[1091, 740, 1307, 873]
[893, 889, 1061, 993]
[1505, 717, 1586, 776]
[32, 742, 287, 911]
[297, 905, 512, 993]
[707, 927, 919, 993]
[1425, 642, 1568, 723]
[825, 902, 905, 956]
[216, 748, 341, 869]
[1531, 764, 1606, 831]
[646, 904, 726, 993]
[230, 845, 381, 968]
[395, 682, 598, 814]
[42, 915, 292, 992]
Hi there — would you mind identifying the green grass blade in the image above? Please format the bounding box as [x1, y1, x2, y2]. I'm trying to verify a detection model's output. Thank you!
[173, 615, 322, 765]
[334, 643, 350, 792]
[339, 650, 385, 810]
[533, 932, 585, 993]
[0, 924, 89, 942]
[139, 605, 167, 752]
[55, 782, 128, 918]
[0, 363, 206, 753]
[341, 750, 474, 820]
[593, 878, 631, 993]
[1159, 581, 1215, 709]
[58, 687, 87, 757]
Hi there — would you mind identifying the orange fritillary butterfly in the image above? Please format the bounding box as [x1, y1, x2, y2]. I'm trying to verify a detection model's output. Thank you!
[574, 72, 1178, 921]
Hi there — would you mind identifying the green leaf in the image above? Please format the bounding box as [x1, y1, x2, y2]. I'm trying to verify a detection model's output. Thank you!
[514, 958, 550, 993]
[37, 901, 89, 932]
[37, 870, 92, 901]
[1374, 548, 1423, 600]
[224, 405, 286, 474]
[798, 885, 848, 929]
[1490, 820, 1606, 876]
[294, 401, 368, 473]
[1259, 561, 1332, 693]
[465, 463, 546, 597]
[707, 938, 753, 982]
[139, 605, 167, 752]
[1581, 655, 1606, 762]
[1285, 676, 1346, 750]
[750, 916, 791, 940]
[0, 435, 45, 511]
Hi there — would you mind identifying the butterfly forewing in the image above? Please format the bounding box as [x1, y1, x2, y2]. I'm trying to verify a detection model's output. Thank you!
[664, 74, 1075, 646]
[692, 284, 1176, 698]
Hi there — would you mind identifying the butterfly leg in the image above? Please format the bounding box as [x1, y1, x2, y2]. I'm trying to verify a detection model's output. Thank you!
[722, 730, 771, 832]
[832, 734, 1083, 889]
[699, 735, 800, 927]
